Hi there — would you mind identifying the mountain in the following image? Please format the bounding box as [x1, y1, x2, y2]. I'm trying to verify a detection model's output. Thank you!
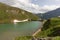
[0, 2, 39, 23]
[35, 13, 44, 19]
[36, 8, 60, 20]
[42, 8, 60, 19]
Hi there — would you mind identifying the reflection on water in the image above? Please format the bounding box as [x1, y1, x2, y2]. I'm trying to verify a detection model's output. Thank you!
[0, 21, 42, 40]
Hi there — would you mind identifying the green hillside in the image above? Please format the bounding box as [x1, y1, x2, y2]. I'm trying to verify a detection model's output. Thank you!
[35, 17, 60, 38]
[0, 3, 39, 23]
[15, 17, 60, 40]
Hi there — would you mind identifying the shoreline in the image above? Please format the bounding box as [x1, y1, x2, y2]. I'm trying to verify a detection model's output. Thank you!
[32, 21, 46, 37]
[32, 28, 41, 37]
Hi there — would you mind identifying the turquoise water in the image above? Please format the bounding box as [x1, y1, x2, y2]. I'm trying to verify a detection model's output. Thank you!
[0, 21, 42, 40]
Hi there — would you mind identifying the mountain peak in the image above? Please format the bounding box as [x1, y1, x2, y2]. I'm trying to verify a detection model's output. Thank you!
[55, 8, 60, 10]
[42, 8, 60, 19]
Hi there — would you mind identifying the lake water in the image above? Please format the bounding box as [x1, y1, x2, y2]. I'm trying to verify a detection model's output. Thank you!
[0, 21, 42, 40]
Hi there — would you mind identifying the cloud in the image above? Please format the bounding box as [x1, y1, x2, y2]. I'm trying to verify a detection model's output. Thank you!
[55, 0, 60, 1]
[31, 4, 40, 9]
[10, 0, 60, 13]
[42, 5, 60, 10]
[0, 0, 60, 13]
[11, 0, 41, 13]
[38, 5, 60, 13]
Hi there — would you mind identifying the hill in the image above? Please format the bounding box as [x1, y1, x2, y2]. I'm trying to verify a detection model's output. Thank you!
[36, 8, 60, 20]
[15, 17, 60, 40]
[35, 17, 60, 38]
[0, 3, 39, 23]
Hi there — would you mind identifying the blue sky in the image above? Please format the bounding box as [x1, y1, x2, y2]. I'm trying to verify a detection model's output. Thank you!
[0, 0, 60, 13]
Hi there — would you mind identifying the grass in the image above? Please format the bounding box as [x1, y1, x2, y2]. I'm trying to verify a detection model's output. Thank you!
[35, 17, 60, 38]
[15, 17, 60, 40]
[52, 36, 60, 40]
[0, 2, 39, 23]
[15, 36, 33, 40]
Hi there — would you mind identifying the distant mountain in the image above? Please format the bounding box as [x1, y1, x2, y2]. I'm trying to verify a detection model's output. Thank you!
[42, 8, 60, 19]
[36, 8, 60, 20]
[0, 2, 39, 23]
[35, 13, 44, 19]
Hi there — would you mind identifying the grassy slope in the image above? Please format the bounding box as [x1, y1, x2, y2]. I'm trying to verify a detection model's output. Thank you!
[15, 17, 60, 40]
[15, 36, 33, 40]
[0, 3, 39, 23]
[35, 17, 60, 38]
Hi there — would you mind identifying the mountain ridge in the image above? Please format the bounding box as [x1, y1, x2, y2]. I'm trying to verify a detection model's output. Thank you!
[0, 2, 39, 23]
[36, 8, 60, 20]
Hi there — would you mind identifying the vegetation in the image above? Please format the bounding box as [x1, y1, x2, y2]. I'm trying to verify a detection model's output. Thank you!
[15, 36, 33, 40]
[35, 17, 60, 38]
[0, 2, 39, 23]
[15, 17, 60, 40]
[52, 36, 60, 40]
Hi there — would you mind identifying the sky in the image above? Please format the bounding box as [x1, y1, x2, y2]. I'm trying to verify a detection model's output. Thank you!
[0, 0, 60, 14]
